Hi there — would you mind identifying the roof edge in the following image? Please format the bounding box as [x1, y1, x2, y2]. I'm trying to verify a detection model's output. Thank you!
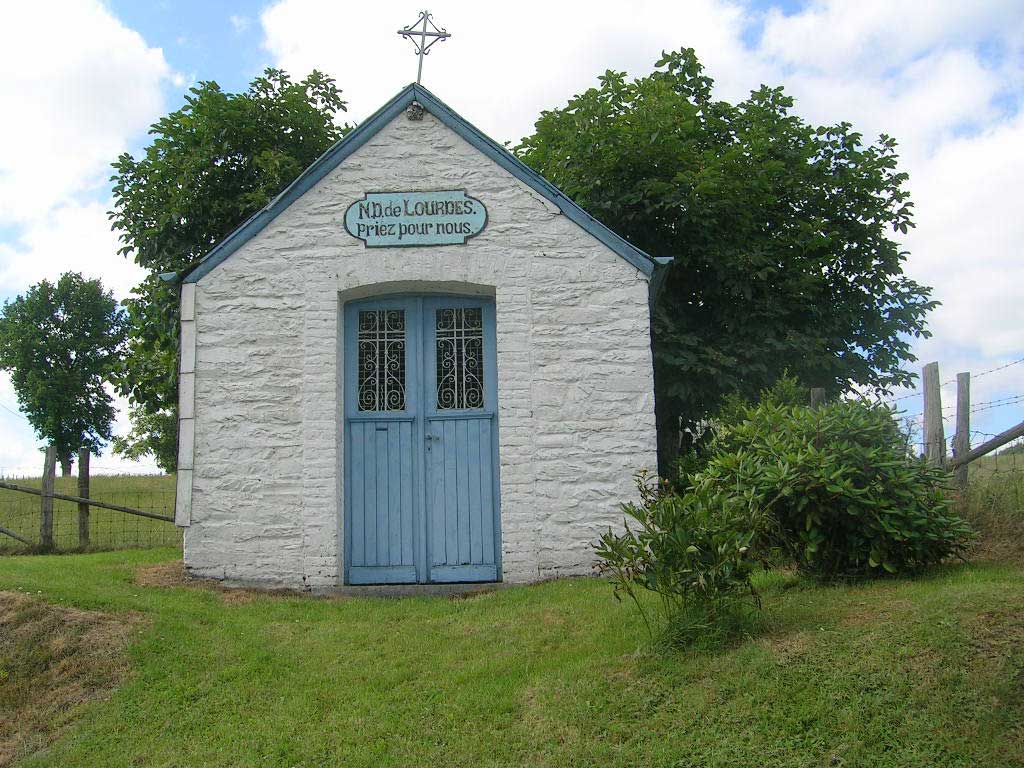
[182, 82, 656, 284]
[409, 84, 656, 277]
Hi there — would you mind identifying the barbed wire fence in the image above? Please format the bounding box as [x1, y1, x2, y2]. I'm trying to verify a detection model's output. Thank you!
[875, 359, 1024, 532]
[0, 448, 179, 554]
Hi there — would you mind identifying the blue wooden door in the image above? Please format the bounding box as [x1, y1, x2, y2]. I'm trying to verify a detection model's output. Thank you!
[423, 297, 500, 583]
[344, 295, 499, 584]
[344, 297, 422, 585]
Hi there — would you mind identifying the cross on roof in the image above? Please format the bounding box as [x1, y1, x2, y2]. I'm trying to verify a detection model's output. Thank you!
[397, 11, 450, 85]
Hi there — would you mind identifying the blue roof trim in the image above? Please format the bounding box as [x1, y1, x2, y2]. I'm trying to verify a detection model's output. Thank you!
[183, 83, 656, 284]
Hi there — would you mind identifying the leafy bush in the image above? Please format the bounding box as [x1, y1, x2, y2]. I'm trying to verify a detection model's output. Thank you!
[713, 374, 810, 432]
[700, 399, 973, 578]
[670, 374, 812, 490]
[595, 472, 763, 646]
[600, 391, 972, 645]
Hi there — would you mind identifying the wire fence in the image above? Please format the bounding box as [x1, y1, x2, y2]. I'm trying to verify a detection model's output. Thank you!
[957, 430, 1024, 562]
[952, 432, 1024, 488]
[0, 469, 180, 553]
[881, 357, 1024, 473]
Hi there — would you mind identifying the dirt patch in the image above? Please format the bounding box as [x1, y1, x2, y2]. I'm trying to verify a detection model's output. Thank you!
[970, 530, 1024, 566]
[134, 560, 187, 588]
[0, 591, 143, 767]
[765, 630, 812, 662]
[134, 561, 264, 604]
[218, 589, 259, 605]
[839, 599, 914, 628]
[968, 608, 1024, 662]
[964, 608, 1024, 727]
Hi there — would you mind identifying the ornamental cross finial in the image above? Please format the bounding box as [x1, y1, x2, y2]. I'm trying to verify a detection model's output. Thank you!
[397, 10, 450, 85]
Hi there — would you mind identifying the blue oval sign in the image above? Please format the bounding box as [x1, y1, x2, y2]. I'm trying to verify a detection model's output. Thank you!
[344, 190, 487, 247]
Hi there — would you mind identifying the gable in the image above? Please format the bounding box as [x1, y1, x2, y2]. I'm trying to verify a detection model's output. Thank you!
[180, 83, 658, 284]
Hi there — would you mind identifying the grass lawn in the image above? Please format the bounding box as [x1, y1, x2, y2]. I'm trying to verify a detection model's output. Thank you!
[0, 475, 179, 553]
[966, 457, 1024, 565]
[1, 549, 1022, 767]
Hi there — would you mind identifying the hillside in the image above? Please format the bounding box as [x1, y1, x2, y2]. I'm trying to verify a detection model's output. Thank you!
[0, 549, 1022, 767]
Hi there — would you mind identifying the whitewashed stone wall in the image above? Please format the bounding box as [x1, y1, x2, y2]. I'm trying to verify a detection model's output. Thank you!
[181, 106, 658, 589]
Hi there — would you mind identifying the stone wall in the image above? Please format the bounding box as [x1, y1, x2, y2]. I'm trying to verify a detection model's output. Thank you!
[180, 106, 658, 589]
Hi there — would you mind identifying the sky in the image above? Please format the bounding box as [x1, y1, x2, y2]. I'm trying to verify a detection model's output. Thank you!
[0, 0, 1022, 474]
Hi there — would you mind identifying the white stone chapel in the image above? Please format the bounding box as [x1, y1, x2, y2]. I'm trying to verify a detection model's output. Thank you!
[174, 83, 661, 589]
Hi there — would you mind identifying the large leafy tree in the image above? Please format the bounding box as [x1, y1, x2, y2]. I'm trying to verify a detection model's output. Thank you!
[0, 273, 126, 475]
[517, 50, 936, 468]
[109, 69, 349, 470]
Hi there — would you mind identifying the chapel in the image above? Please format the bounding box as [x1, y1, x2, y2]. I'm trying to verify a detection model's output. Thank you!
[174, 83, 661, 588]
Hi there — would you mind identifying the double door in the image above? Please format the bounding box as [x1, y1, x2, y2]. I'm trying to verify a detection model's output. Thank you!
[344, 295, 500, 584]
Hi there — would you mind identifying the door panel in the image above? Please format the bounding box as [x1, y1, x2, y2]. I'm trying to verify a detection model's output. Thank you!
[425, 417, 498, 581]
[423, 297, 499, 582]
[344, 295, 499, 585]
[349, 419, 420, 583]
[348, 420, 416, 568]
[345, 299, 420, 585]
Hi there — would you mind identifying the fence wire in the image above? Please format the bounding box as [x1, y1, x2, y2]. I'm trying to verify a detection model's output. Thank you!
[0, 470, 180, 553]
[962, 434, 1024, 547]
[917, 424, 1024, 470]
[881, 355, 1022, 465]
[883, 358, 1024, 405]
[963, 432, 1024, 474]
[874, 357, 1024, 548]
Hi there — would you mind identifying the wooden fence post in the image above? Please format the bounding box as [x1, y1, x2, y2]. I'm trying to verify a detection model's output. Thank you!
[809, 388, 825, 409]
[922, 362, 946, 466]
[953, 372, 970, 493]
[40, 446, 56, 550]
[77, 447, 90, 548]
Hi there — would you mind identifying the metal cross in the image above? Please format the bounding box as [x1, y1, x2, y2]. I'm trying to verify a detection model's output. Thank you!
[397, 10, 450, 85]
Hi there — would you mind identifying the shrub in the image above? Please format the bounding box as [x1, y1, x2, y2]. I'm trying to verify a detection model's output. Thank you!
[699, 399, 973, 578]
[671, 374, 812, 490]
[595, 472, 763, 647]
[713, 374, 810, 431]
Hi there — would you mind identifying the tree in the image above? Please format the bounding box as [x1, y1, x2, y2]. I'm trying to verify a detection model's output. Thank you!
[109, 69, 349, 470]
[517, 49, 936, 470]
[0, 273, 126, 475]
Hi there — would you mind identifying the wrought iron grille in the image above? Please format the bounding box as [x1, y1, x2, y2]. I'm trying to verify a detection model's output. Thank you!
[436, 307, 484, 409]
[357, 309, 406, 411]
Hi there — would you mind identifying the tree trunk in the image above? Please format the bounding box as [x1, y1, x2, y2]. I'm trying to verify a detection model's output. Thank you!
[60, 456, 72, 477]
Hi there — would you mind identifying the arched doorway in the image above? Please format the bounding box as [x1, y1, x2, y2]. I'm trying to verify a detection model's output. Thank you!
[343, 294, 500, 584]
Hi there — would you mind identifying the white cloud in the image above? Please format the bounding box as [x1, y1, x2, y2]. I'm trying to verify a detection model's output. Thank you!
[759, 0, 1020, 75]
[773, 48, 1000, 164]
[261, 0, 756, 145]
[0, 1, 172, 475]
[0, 373, 158, 477]
[260, 0, 1024, 436]
[0, 200, 146, 301]
[0, 0, 173, 224]
[904, 109, 1024, 360]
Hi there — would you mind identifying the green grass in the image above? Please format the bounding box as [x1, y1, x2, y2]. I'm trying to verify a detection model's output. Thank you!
[970, 450, 1024, 479]
[965, 457, 1024, 563]
[1, 550, 1022, 767]
[0, 474, 179, 553]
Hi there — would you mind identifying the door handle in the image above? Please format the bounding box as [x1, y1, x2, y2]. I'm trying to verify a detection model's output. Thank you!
[425, 433, 440, 441]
